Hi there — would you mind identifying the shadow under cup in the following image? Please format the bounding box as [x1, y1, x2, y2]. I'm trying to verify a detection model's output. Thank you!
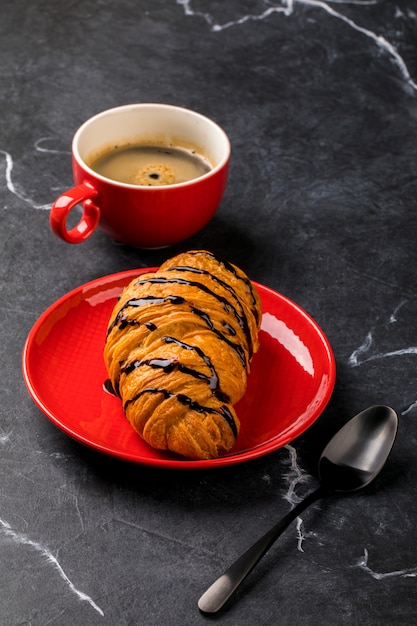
[50, 104, 231, 248]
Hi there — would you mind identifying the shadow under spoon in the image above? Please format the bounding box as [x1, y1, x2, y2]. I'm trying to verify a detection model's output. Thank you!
[198, 405, 398, 614]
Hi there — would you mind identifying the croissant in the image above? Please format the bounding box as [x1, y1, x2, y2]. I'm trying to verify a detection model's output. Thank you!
[104, 250, 262, 459]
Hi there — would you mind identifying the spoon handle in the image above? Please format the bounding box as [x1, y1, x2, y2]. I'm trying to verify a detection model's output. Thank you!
[198, 486, 324, 614]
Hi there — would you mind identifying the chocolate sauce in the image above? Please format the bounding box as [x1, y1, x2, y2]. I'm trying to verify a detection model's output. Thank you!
[191, 307, 246, 366]
[180, 250, 261, 324]
[107, 294, 185, 335]
[166, 265, 252, 336]
[133, 276, 252, 358]
[221, 320, 236, 336]
[109, 284, 247, 368]
[103, 379, 118, 396]
[121, 336, 230, 403]
[124, 387, 238, 438]
[164, 336, 221, 392]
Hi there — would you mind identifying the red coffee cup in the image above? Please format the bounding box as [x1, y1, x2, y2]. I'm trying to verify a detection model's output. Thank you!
[50, 103, 230, 248]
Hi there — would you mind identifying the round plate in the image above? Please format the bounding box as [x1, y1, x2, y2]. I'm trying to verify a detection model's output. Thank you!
[22, 269, 335, 468]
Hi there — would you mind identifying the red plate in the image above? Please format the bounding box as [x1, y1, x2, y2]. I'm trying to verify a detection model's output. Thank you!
[22, 270, 335, 468]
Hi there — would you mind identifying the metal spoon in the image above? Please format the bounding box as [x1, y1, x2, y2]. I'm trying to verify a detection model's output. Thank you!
[198, 405, 398, 614]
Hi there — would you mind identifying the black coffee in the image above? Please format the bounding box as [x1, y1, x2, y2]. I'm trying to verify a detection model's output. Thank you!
[88, 144, 212, 186]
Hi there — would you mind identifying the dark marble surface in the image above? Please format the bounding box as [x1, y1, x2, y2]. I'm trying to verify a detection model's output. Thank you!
[1, 1, 417, 624]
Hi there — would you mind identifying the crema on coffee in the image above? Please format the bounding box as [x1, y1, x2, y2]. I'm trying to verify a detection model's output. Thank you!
[87, 144, 212, 186]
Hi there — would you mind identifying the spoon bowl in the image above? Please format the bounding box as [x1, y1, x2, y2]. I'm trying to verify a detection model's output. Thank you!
[198, 405, 398, 614]
[319, 405, 398, 492]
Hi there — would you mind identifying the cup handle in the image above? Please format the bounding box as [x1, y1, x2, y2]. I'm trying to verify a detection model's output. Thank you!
[50, 181, 100, 244]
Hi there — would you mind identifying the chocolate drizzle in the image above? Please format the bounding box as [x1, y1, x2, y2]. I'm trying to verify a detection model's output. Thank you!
[103, 379, 117, 396]
[124, 387, 238, 438]
[179, 250, 261, 325]
[133, 276, 253, 359]
[121, 335, 230, 403]
[191, 307, 246, 366]
[166, 266, 253, 343]
[109, 277, 250, 367]
[107, 294, 185, 335]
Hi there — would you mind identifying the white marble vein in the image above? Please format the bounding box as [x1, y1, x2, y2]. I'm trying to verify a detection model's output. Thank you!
[349, 331, 417, 368]
[34, 137, 71, 156]
[389, 300, 408, 324]
[347, 329, 417, 368]
[282, 444, 314, 551]
[354, 548, 417, 579]
[0, 517, 104, 616]
[348, 301, 417, 387]
[283, 444, 311, 506]
[0, 148, 51, 211]
[402, 399, 417, 415]
[178, 0, 291, 30]
[303, 0, 417, 91]
[0, 429, 12, 445]
[346, 300, 417, 415]
[348, 330, 374, 367]
[177, 0, 417, 91]
[295, 516, 306, 552]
